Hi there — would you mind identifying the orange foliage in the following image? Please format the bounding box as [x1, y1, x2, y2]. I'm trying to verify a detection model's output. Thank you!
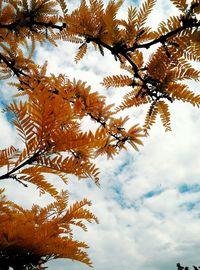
[0, 188, 98, 269]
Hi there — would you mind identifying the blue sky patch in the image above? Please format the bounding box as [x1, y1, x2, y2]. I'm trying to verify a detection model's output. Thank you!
[130, 0, 140, 5]
[0, 101, 14, 124]
[181, 202, 198, 211]
[114, 160, 130, 176]
[143, 189, 163, 199]
[179, 184, 200, 194]
[112, 184, 128, 208]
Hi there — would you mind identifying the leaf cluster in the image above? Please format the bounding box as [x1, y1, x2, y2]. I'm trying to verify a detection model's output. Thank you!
[0, 188, 98, 269]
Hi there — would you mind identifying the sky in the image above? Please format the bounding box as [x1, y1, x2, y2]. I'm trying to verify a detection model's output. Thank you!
[0, 0, 200, 270]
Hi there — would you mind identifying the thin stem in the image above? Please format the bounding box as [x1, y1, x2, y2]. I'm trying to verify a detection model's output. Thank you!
[0, 53, 26, 77]
[126, 22, 200, 51]
[0, 150, 41, 180]
[0, 21, 66, 32]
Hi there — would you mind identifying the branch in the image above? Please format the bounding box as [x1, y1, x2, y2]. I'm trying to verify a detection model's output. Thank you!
[0, 21, 66, 32]
[126, 22, 200, 51]
[0, 150, 41, 181]
[0, 53, 26, 77]
[9, 175, 28, 187]
[87, 112, 131, 149]
[85, 19, 199, 105]
[86, 37, 141, 78]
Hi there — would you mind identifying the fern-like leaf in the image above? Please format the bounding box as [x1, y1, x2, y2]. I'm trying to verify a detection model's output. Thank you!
[102, 75, 133, 88]
[136, 0, 156, 29]
[143, 103, 158, 135]
[157, 101, 171, 131]
[0, 146, 17, 169]
[64, 198, 99, 224]
[57, 0, 68, 15]
[170, 0, 188, 12]
[18, 166, 59, 198]
[75, 43, 87, 63]
[167, 83, 200, 107]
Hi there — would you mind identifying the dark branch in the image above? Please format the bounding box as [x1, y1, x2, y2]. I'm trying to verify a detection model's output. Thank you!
[0, 150, 41, 181]
[0, 53, 26, 77]
[126, 22, 200, 51]
[0, 21, 66, 32]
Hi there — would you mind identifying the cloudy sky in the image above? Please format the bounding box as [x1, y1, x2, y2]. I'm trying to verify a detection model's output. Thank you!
[1, 0, 200, 270]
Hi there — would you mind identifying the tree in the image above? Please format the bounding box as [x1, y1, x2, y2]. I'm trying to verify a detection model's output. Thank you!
[0, 188, 98, 269]
[0, 0, 199, 269]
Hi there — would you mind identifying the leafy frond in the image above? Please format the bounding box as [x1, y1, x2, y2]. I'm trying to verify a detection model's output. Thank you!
[95, 141, 118, 159]
[156, 15, 182, 36]
[116, 95, 148, 112]
[170, 58, 200, 81]
[167, 83, 200, 107]
[0, 190, 98, 268]
[102, 74, 132, 88]
[128, 5, 137, 25]
[57, 0, 68, 15]
[8, 101, 36, 154]
[75, 42, 87, 63]
[157, 101, 171, 131]
[130, 50, 144, 68]
[170, 0, 188, 12]
[127, 124, 144, 151]
[143, 102, 158, 135]
[18, 166, 59, 198]
[0, 146, 17, 167]
[136, 0, 156, 29]
[57, 29, 83, 43]
[184, 40, 200, 61]
[36, 154, 100, 185]
[63, 198, 99, 225]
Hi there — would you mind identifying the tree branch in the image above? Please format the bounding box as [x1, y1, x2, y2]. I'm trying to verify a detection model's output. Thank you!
[0, 21, 66, 32]
[0, 150, 41, 181]
[0, 53, 26, 77]
[126, 22, 200, 51]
